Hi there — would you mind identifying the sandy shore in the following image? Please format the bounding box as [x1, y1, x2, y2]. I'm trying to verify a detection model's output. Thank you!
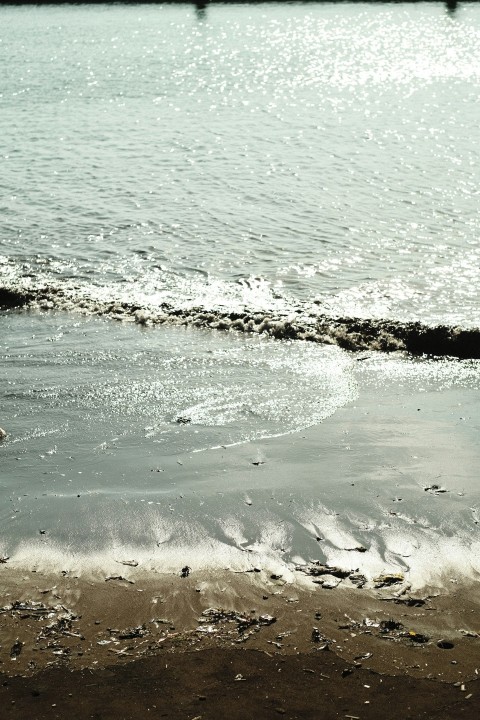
[1, 318, 479, 717]
[1, 567, 479, 718]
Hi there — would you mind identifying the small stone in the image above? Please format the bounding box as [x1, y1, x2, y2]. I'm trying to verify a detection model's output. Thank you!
[10, 640, 23, 660]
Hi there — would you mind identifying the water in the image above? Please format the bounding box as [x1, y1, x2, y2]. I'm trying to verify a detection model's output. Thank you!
[2, 2, 480, 327]
[1, 2, 480, 584]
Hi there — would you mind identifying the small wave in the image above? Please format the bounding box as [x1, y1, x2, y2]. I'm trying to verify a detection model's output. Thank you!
[1, 280, 479, 359]
[0, 286, 36, 309]
[315, 316, 480, 360]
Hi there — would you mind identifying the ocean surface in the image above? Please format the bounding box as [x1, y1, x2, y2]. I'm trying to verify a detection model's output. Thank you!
[1, 2, 479, 583]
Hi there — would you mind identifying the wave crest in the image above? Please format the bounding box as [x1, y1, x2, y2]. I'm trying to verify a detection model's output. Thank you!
[1, 281, 479, 359]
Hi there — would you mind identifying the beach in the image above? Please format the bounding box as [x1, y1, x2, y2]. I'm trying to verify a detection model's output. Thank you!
[1, 556, 479, 718]
[1, 1, 480, 716]
[1, 346, 479, 716]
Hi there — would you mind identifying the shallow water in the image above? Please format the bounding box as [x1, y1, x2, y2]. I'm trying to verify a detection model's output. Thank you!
[1, 3, 480, 585]
[1, 311, 479, 588]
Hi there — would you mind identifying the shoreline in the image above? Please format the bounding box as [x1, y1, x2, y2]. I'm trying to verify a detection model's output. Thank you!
[1, 567, 479, 678]
[1, 311, 479, 591]
[1, 315, 479, 716]
[1, 569, 479, 717]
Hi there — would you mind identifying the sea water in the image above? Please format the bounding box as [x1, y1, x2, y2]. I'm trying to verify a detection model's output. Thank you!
[1, 2, 479, 584]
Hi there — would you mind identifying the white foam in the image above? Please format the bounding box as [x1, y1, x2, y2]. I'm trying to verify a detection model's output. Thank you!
[295, 502, 480, 591]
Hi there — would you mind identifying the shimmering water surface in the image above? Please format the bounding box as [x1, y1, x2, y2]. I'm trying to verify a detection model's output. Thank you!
[1, 3, 480, 581]
[2, 2, 480, 325]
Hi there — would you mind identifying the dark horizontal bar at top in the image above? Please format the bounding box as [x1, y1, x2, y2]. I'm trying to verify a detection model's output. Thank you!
[0, 0, 468, 5]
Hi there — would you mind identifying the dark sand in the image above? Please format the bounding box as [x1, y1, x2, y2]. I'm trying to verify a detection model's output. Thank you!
[2, 646, 478, 720]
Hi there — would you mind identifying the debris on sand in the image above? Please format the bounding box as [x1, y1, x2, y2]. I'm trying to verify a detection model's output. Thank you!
[380, 619, 404, 633]
[105, 575, 135, 584]
[354, 652, 373, 661]
[258, 614, 276, 626]
[380, 595, 427, 607]
[118, 624, 149, 640]
[373, 573, 404, 588]
[0, 555, 9, 564]
[38, 611, 83, 641]
[349, 573, 367, 588]
[311, 626, 331, 651]
[295, 562, 352, 580]
[313, 577, 342, 589]
[116, 559, 139, 568]
[459, 629, 479, 638]
[0, 427, 7, 440]
[1, 602, 83, 660]
[1, 600, 57, 619]
[337, 614, 432, 646]
[424, 484, 448, 494]
[197, 608, 276, 637]
[295, 562, 372, 589]
[404, 631, 430, 644]
[10, 639, 23, 660]
[344, 546, 367, 553]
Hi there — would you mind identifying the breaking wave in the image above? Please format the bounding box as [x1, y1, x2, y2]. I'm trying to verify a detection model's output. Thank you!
[1, 280, 479, 359]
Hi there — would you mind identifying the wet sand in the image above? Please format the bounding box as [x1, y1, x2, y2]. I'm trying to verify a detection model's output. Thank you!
[1, 334, 479, 717]
[1, 568, 479, 718]
[2, 339, 479, 590]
